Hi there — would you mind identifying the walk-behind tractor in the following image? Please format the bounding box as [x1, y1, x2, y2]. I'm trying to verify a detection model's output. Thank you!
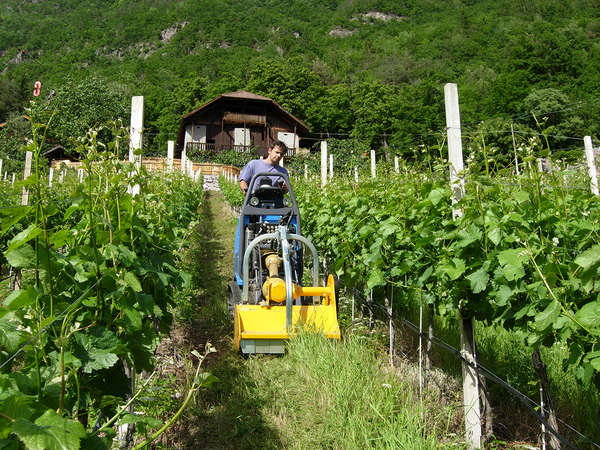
[228, 172, 340, 354]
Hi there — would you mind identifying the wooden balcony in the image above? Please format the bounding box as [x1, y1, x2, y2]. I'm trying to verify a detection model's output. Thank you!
[185, 142, 296, 158]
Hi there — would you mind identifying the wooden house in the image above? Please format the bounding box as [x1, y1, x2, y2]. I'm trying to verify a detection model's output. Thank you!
[176, 90, 309, 158]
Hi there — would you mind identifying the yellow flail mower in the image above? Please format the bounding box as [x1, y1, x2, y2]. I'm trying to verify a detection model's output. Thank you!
[228, 172, 340, 354]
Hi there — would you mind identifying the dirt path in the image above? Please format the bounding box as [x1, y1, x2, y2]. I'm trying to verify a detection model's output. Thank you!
[156, 191, 282, 449]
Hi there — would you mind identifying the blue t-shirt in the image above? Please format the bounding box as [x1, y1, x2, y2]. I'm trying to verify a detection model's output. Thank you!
[240, 159, 289, 192]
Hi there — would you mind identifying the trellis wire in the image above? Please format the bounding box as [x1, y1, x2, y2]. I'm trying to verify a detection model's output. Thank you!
[344, 283, 597, 450]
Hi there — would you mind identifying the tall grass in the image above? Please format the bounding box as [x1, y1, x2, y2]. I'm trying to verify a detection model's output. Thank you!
[243, 331, 463, 449]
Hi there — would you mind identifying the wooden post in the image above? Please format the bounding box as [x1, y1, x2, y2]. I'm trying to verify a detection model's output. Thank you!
[329, 154, 333, 180]
[21, 151, 32, 206]
[11, 173, 15, 185]
[584, 136, 599, 196]
[0, 160, 3, 180]
[354, 166, 358, 183]
[48, 168, 54, 187]
[321, 140, 327, 188]
[370, 150, 376, 178]
[304, 163, 308, 180]
[394, 156, 399, 173]
[445, 82, 481, 449]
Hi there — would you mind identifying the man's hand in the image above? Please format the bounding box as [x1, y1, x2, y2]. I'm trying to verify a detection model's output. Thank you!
[277, 180, 288, 192]
[240, 180, 248, 194]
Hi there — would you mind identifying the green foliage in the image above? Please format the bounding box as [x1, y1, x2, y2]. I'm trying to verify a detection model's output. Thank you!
[1, 0, 599, 161]
[0, 78, 23, 122]
[29, 77, 127, 156]
[218, 175, 243, 208]
[295, 164, 600, 382]
[0, 120, 205, 448]
[294, 162, 600, 442]
[0, 114, 31, 173]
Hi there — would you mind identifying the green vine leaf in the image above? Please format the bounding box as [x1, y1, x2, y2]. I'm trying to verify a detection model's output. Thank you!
[574, 301, 600, 331]
[575, 245, 600, 271]
[12, 410, 86, 450]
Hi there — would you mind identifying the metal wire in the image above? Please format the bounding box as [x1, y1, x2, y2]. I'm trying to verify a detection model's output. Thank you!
[347, 284, 596, 449]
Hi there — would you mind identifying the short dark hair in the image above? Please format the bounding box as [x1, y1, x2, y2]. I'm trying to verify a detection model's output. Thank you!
[270, 140, 288, 153]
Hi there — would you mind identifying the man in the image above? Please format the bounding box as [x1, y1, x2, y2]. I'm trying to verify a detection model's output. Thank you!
[239, 140, 289, 194]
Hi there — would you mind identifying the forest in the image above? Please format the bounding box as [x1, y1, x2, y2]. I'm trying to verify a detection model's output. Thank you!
[1, 0, 600, 168]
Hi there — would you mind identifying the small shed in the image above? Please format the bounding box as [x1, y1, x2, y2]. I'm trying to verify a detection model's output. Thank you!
[176, 90, 309, 158]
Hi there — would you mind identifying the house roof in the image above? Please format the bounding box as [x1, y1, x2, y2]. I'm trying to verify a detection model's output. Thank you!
[181, 90, 310, 134]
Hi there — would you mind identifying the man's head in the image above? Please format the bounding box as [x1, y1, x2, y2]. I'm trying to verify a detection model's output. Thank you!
[266, 140, 287, 165]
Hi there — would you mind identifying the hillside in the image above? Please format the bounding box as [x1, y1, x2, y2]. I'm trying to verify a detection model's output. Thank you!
[1, 0, 600, 161]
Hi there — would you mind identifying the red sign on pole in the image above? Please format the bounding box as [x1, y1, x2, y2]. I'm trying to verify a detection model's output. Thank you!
[33, 81, 41, 97]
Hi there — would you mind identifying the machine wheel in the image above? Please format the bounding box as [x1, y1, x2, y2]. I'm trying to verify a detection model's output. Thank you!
[227, 281, 242, 321]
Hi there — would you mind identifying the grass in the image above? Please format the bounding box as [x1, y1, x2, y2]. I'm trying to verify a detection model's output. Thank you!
[393, 298, 600, 447]
[159, 190, 464, 449]
[243, 331, 462, 449]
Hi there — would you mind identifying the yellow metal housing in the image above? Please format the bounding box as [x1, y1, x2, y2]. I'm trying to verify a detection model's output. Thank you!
[235, 275, 340, 353]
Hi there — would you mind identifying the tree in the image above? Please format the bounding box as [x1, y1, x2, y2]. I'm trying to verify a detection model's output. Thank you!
[246, 56, 321, 127]
[30, 76, 127, 156]
[0, 113, 31, 173]
[519, 87, 585, 160]
[0, 78, 23, 122]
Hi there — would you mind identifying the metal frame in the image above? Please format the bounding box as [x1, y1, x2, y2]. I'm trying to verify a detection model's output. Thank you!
[242, 225, 320, 332]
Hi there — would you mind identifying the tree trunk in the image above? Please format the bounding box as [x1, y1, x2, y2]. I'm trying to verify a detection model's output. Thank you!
[368, 289, 374, 332]
[473, 340, 494, 442]
[424, 303, 434, 387]
[532, 347, 561, 450]
[385, 295, 394, 367]
[12, 269, 21, 290]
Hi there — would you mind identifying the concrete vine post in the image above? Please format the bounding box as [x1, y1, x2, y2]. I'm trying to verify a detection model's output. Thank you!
[129, 96, 143, 197]
[444, 82, 482, 449]
[13, 151, 33, 292]
[167, 141, 174, 172]
[21, 151, 32, 207]
[321, 140, 327, 188]
[370, 150, 376, 178]
[583, 136, 599, 196]
[511, 124, 520, 176]
[181, 148, 187, 176]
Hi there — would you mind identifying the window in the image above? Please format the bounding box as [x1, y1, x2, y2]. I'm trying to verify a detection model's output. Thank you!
[234, 127, 251, 146]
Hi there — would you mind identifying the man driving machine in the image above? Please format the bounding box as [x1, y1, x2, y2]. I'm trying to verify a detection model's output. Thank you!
[239, 140, 289, 194]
